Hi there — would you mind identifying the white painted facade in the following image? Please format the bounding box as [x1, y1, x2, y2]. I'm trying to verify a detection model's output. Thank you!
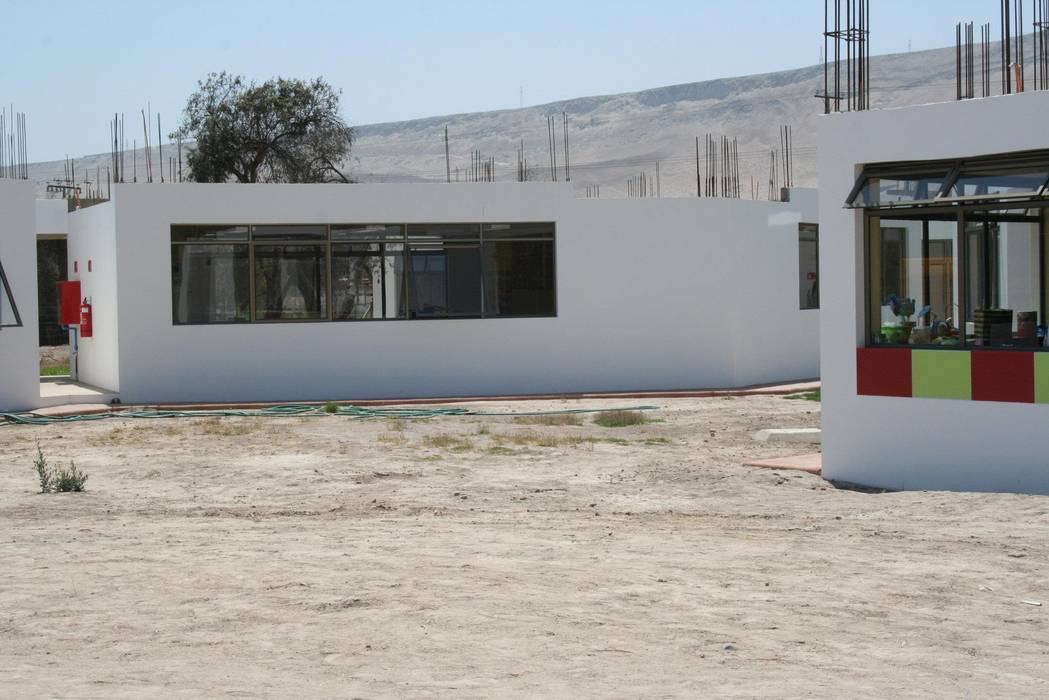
[23, 182, 813, 407]
[0, 180, 39, 412]
[818, 90, 1049, 495]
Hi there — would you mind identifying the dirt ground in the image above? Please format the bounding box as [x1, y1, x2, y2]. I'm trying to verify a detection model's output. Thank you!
[39, 345, 70, 372]
[1, 395, 1047, 698]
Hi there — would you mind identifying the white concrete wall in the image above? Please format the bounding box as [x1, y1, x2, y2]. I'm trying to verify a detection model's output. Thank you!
[67, 202, 119, 392]
[66, 182, 818, 404]
[34, 199, 68, 236]
[818, 90, 1049, 494]
[0, 180, 40, 412]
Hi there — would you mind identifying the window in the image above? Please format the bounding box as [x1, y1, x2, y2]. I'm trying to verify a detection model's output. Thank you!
[963, 209, 1044, 348]
[407, 225, 482, 318]
[254, 243, 328, 321]
[847, 150, 1049, 209]
[171, 227, 251, 324]
[482, 223, 555, 317]
[867, 214, 961, 346]
[855, 153, 1049, 350]
[857, 152, 1049, 350]
[798, 223, 819, 310]
[0, 253, 23, 329]
[169, 222, 556, 324]
[332, 242, 406, 320]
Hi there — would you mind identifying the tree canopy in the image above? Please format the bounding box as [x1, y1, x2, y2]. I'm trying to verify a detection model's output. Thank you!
[176, 72, 354, 183]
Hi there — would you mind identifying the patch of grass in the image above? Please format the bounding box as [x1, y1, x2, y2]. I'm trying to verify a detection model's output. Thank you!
[421, 435, 475, 452]
[322, 401, 340, 414]
[40, 365, 70, 377]
[485, 445, 517, 456]
[593, 410, 651, 428]
[784, 390, 821, 402]
[512, 414, 583, 426]
[33, 444, 88, 493]
[199, 418, 257, 436]
[476, 423, 491, 435]
[90, 427, 145, 446]
[493, 432, 628, 449]
[387, 419, 407, 432]
[642, 437, 672, 445]
[377, 432, 405, 445]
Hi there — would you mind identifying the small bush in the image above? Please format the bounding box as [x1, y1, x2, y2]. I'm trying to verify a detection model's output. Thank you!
[784, 390, 821, 402]
[33, 444, 88, 493]
[34, 445, 53, 493]
[593, 410, 650, 428]
[323, 401, 340, 414]
[53, 462, 89, 492]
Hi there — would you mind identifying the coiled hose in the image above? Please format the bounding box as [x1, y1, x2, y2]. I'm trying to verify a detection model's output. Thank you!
[0, 403, 659, 427]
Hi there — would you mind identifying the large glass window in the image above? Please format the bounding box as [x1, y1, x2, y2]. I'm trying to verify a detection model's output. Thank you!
[407, 224, 482, 318]
[963, 209, 1045, 348]
[169, 222, 557, 324]
[866, 207, 1048, 349]
[408, 243, 482, 318]
[798, 223, 819, 310]
[481, 223, 556, 317]
[332, 243, 406, 320]
[171, 244, 250, 324]
[858, 151, 1049, 351]
[254, 244, 328, 320]
[868, 215, 961, 347]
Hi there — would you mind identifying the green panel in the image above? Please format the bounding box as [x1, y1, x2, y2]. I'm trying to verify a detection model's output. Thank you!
[912, 350, 972, 400]
[1035, 355, 1049, 404]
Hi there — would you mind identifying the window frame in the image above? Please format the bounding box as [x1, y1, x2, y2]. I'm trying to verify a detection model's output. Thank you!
[0, 254, 24, 329]
[169, 222, 557, 325]
[847, 150, 1049, 210]
[862, 200, 1049, 352]
[798, 223, 820, 311]
[172, 229, 253, 329]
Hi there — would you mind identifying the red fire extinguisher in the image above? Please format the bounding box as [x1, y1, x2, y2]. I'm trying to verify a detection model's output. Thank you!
[79, 298, 93, 338]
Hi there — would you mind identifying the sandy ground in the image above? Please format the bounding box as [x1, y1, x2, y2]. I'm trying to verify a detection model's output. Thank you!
[39, 345, 70, 372]
[1, 395, 1047, 698]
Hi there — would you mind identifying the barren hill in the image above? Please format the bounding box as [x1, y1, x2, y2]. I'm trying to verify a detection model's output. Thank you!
[28, 39, 993, 198]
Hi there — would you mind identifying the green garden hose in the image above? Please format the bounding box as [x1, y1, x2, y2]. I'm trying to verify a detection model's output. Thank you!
[0, 403, 659, 427]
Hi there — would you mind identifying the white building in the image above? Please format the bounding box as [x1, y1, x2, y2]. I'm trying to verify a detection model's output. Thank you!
[819, 90, 1049, 495]
[0, 182, 819, 410]
[0, 180, 39, 412]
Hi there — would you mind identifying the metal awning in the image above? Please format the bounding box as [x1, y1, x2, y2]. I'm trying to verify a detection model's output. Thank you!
[845, 149, 1049, 210]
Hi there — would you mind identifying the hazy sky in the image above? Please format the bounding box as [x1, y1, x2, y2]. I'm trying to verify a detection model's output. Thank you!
[4, 0, 997, 161]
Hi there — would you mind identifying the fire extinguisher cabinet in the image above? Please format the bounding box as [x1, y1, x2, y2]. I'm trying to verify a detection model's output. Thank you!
[57, 280, 81, 326]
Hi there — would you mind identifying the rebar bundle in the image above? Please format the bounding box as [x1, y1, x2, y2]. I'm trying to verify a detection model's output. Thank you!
[696, 134, 741, 198]
[626, 172, 654, 198]
[819, 0, 870, 113]
[1034, 0, 1049, 90]
[956, 2, 1049, 98]
[0, 105, 29, 180]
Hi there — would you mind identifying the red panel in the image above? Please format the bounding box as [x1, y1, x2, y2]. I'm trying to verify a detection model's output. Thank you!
[56, 280, 81, 326]
[971, 351, 1034, 404]
[856, 347, 912, 397]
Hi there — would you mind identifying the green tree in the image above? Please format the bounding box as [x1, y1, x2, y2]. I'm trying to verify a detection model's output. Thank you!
[176, 72, 354, 183]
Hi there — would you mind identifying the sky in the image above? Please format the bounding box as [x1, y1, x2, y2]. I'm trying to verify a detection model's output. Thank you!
[2, 0, 999, 162]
